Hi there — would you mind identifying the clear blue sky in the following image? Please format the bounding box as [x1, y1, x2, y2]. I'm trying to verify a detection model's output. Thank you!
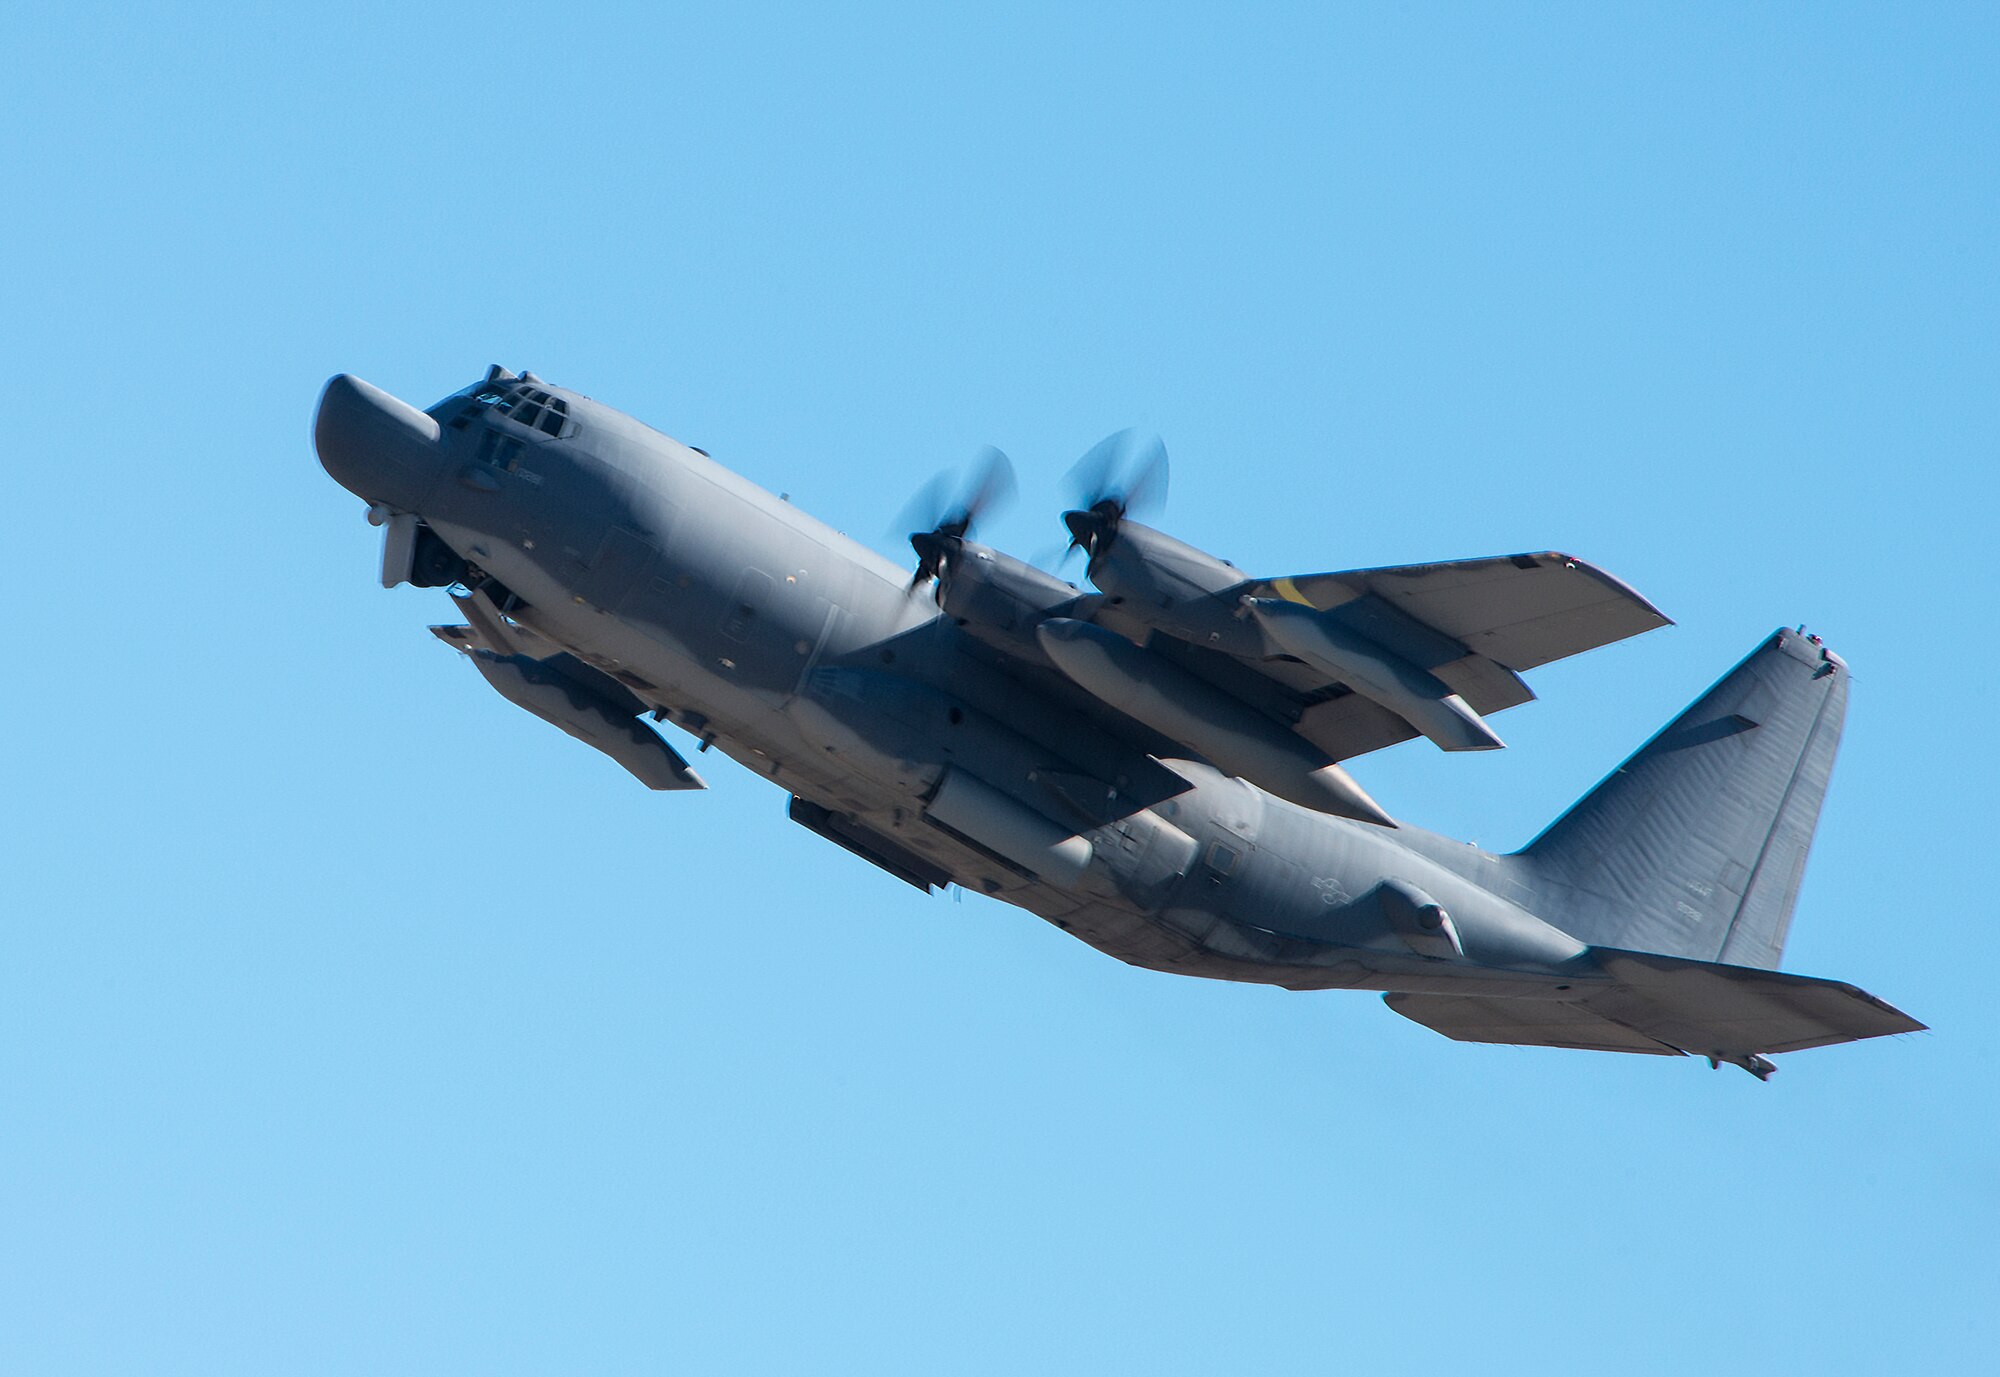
[5, 4, 1995, 1372]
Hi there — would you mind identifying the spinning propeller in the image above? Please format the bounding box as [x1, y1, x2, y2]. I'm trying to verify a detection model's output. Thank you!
[895, 446, 1018, 597]
[1058, 428, 1169, 568]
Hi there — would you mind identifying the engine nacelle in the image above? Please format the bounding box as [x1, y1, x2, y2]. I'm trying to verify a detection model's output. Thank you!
[936, 541, 1084, 637]
[1088, 519, 1239, 604]
[1084, 521, 1265, 658]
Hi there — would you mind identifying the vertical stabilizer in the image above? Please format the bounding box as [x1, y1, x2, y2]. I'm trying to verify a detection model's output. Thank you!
[1518, 628, 1847, 969]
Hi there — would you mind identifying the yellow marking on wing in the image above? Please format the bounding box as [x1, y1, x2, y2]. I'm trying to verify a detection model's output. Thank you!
[1272, 576, 1314, 608]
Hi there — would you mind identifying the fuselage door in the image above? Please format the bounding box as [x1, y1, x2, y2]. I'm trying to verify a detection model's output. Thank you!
[722, 568, 775, 641]
[576, 525, 658, 612]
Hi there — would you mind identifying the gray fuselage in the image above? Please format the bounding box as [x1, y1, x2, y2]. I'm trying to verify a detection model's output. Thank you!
[320, 372, 1595, 1001]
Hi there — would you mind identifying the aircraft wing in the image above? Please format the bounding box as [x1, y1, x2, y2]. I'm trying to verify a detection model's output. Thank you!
[1240, 550, 1671, 674]
[1081, 550, 1668, 765]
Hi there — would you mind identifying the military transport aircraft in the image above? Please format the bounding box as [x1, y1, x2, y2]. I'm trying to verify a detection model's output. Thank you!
[314, 366, 1923, 1079]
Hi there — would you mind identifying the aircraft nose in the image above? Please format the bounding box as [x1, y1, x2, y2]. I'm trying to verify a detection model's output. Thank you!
[314, 374, 445, 512]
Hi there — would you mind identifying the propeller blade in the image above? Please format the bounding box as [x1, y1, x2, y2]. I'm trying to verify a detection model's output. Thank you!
[1058, 428, 1169, 562]
[1119, 433, 1168, 518]
[955, 445, 1017, 535]
[1031, 540, 1085, 577]
[1062, 428, 1169, 520]
[893, 446, 1017, 596]
[888, 471, 954, 547]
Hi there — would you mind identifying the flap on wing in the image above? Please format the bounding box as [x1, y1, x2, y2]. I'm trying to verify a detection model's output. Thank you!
[1248, 552, 1670, 672]
[1293, 692, 1423, 762]
[1384, 992, 1685, 1056]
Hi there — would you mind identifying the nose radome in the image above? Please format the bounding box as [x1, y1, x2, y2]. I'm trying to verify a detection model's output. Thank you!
[314, 374, 445, 512]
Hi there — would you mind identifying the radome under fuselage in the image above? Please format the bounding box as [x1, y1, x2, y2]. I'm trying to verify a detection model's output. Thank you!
[321, 372, 1600, 1002]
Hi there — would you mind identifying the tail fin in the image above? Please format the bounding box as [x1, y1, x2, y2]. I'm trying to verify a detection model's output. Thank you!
[1518, 627, 1848, 969]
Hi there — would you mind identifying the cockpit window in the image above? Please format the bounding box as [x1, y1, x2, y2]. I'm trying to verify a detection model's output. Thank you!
[428, 382, 488, 429]
[472, 427, 526, 473]
[457, 383, 575, 439]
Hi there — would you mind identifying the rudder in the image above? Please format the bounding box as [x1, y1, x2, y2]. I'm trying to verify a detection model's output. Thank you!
[1517, 627, 1848, 969]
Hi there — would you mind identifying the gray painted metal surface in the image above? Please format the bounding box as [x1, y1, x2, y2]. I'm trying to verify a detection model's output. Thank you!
[313, 366, 1924, 1079]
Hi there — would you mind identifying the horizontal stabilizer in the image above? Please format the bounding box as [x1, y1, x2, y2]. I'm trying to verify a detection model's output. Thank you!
[1385, 947, 1923, 1076]
[1384, 992, 1683, 1056]
[1588, 949, 1924, 1056]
